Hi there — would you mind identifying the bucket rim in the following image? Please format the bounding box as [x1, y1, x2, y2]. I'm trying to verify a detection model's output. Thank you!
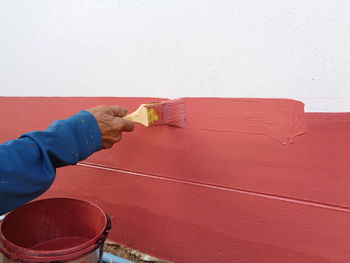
[0, 198, 111, 261]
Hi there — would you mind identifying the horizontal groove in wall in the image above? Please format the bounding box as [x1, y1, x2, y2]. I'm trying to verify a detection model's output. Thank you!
[78, 162, 350, 214]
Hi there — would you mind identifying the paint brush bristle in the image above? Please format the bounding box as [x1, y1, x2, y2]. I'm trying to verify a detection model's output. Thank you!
[146, 98, 186, 128]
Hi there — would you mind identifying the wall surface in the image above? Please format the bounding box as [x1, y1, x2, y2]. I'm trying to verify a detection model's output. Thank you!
[1, 1, 350, 262]
[1, 97, 350, 263]
[1, 0, 350, 112]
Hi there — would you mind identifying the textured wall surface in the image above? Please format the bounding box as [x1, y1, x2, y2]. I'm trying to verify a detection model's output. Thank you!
[1, 1, 350, 112]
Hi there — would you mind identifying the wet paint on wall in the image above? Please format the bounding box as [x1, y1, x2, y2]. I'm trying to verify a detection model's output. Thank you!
[1, 97, 350, 263]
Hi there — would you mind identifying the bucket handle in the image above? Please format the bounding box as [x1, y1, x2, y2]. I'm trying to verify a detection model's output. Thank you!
[97, 213, 112, 246]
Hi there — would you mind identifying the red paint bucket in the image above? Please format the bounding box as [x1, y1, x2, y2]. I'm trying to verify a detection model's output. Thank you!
[0, 198, 111, 263]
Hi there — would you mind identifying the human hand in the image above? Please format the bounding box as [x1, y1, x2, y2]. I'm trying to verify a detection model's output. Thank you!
[87, 105, 134, 149]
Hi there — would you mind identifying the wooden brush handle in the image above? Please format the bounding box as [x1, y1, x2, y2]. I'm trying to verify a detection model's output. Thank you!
[123, 104, 149, 127]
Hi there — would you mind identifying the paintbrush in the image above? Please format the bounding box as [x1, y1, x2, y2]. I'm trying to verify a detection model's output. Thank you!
[123, 98, 186, 128]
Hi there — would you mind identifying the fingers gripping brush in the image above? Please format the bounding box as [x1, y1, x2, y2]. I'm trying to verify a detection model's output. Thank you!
[124, 98, 186, 128]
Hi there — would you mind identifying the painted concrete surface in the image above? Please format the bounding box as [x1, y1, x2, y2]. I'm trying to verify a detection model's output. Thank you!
[1, 1, 350, 112]
[1, 97, 350, 262]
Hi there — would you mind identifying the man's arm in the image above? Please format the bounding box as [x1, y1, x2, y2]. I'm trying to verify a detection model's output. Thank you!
[0, 106, 134, 215]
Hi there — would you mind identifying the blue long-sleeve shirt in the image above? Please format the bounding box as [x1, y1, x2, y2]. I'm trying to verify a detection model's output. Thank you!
[0, 110, 102, 215]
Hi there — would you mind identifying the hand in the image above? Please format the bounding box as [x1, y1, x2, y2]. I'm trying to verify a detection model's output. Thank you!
[87, 105, 134, 149]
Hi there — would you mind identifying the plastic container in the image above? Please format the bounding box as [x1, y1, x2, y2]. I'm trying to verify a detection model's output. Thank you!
[0, 198, 111, 263]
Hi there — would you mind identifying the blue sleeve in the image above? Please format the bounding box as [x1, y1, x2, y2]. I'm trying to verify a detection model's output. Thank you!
[0, 110, 102, 215]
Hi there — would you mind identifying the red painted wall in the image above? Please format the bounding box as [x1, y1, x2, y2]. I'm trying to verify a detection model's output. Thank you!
[1, 97, 350, 263]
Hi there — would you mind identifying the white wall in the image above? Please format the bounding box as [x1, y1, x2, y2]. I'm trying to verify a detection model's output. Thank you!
[0, 0, 349, 112]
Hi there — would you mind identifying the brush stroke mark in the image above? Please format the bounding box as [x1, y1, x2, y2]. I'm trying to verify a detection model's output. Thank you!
[183, 98, 307, 144]
[187, 127, 305, 145]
